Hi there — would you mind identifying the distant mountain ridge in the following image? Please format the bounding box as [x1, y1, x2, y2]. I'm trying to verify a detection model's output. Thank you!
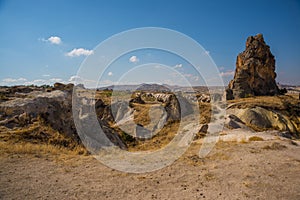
[98, 83, 172, 92]
[97, 83, 213, 93]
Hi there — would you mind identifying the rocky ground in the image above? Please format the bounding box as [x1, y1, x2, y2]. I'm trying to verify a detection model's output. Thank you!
[0, 84, 300, 199]
[1, 135, 300, 200]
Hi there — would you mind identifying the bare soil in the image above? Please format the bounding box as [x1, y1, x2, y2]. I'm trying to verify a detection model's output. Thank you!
[1, 138, 300, 200]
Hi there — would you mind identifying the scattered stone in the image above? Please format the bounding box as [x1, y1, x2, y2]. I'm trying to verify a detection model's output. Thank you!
[199, 124, 208, 133]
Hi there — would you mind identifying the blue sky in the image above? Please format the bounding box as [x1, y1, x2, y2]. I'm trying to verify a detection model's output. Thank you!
[0, 0, 300, 86]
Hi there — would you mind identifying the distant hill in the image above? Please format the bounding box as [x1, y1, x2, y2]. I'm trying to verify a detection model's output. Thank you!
[278, 84, 300, 94]
[98, 83, 171, 92]
[97, 83, 213, 93]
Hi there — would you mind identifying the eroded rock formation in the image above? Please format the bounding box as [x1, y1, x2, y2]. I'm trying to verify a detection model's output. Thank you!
[227, 34, 280, 99]
[0, 84, 127, 149]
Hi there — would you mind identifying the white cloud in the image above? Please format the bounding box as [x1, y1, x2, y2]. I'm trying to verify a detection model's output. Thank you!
[67, 75, 98, 88]
[24, 79, 48, 85]
[220, 70, 235, 77]
[108, 72, 113, 76]
[42, 74, 51, 77]
[174, 64, 183, 69]
[47, 36, 61, 45]
[66, 48, 94, 57]
[23, 78, 65, 86]
[68, 75, 82, 83]
[0, 77, 75, 86]
[2, 77, 27, 83]
[49, 78, 63, 83]
[129, 55, 139, 63]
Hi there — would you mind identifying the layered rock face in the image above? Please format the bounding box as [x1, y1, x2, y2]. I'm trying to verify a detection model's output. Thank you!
[227, 34, 279, 99]
[0, 84, 126, 149]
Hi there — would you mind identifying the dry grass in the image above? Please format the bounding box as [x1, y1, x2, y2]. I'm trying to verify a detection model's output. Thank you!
[0, 120, 87, 155]
[0, 141, 85, 155]
[131, 103, 152, 126]
[248, 136, 264, 141]
[228, 95, 299, 112]
[125, 121, 180, 152]
[198, 102, 212, 124]
[2, 91, 298, 157]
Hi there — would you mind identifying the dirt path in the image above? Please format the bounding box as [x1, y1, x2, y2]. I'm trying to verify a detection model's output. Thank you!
[1, 139, 300, 200]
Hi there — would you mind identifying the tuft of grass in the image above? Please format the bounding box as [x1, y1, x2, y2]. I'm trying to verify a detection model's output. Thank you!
[248, 136, 264, 141]
[204, 172, 215, 181]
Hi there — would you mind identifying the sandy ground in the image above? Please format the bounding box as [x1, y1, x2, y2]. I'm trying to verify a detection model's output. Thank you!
[1, 138, 300, 200]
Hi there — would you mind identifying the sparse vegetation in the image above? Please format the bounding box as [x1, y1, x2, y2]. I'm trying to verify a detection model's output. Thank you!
[125, 121, 180, 151]
[0, 119, 87, 155]
[0, 141, 86, 156]
[248, 136, 264, 141]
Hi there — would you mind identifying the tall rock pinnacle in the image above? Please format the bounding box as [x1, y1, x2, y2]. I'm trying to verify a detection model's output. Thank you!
[227, 34, 280, 100]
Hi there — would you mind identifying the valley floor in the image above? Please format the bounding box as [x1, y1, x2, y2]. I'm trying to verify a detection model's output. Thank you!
[1, 138, 300, 200]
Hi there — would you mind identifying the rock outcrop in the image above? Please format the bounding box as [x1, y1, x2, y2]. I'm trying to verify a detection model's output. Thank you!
[227, 106, 299, 138]
[227, 34, 279, 99]
[0, 84, 127, 149]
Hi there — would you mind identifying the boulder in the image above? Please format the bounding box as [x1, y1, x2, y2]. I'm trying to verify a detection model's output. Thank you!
[53, 82, 74, 91]
[228, 107, 298, 136]
[224, 114, 248, 129]
[165, 94, 194, 121]
[227, 34, 279, 99]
